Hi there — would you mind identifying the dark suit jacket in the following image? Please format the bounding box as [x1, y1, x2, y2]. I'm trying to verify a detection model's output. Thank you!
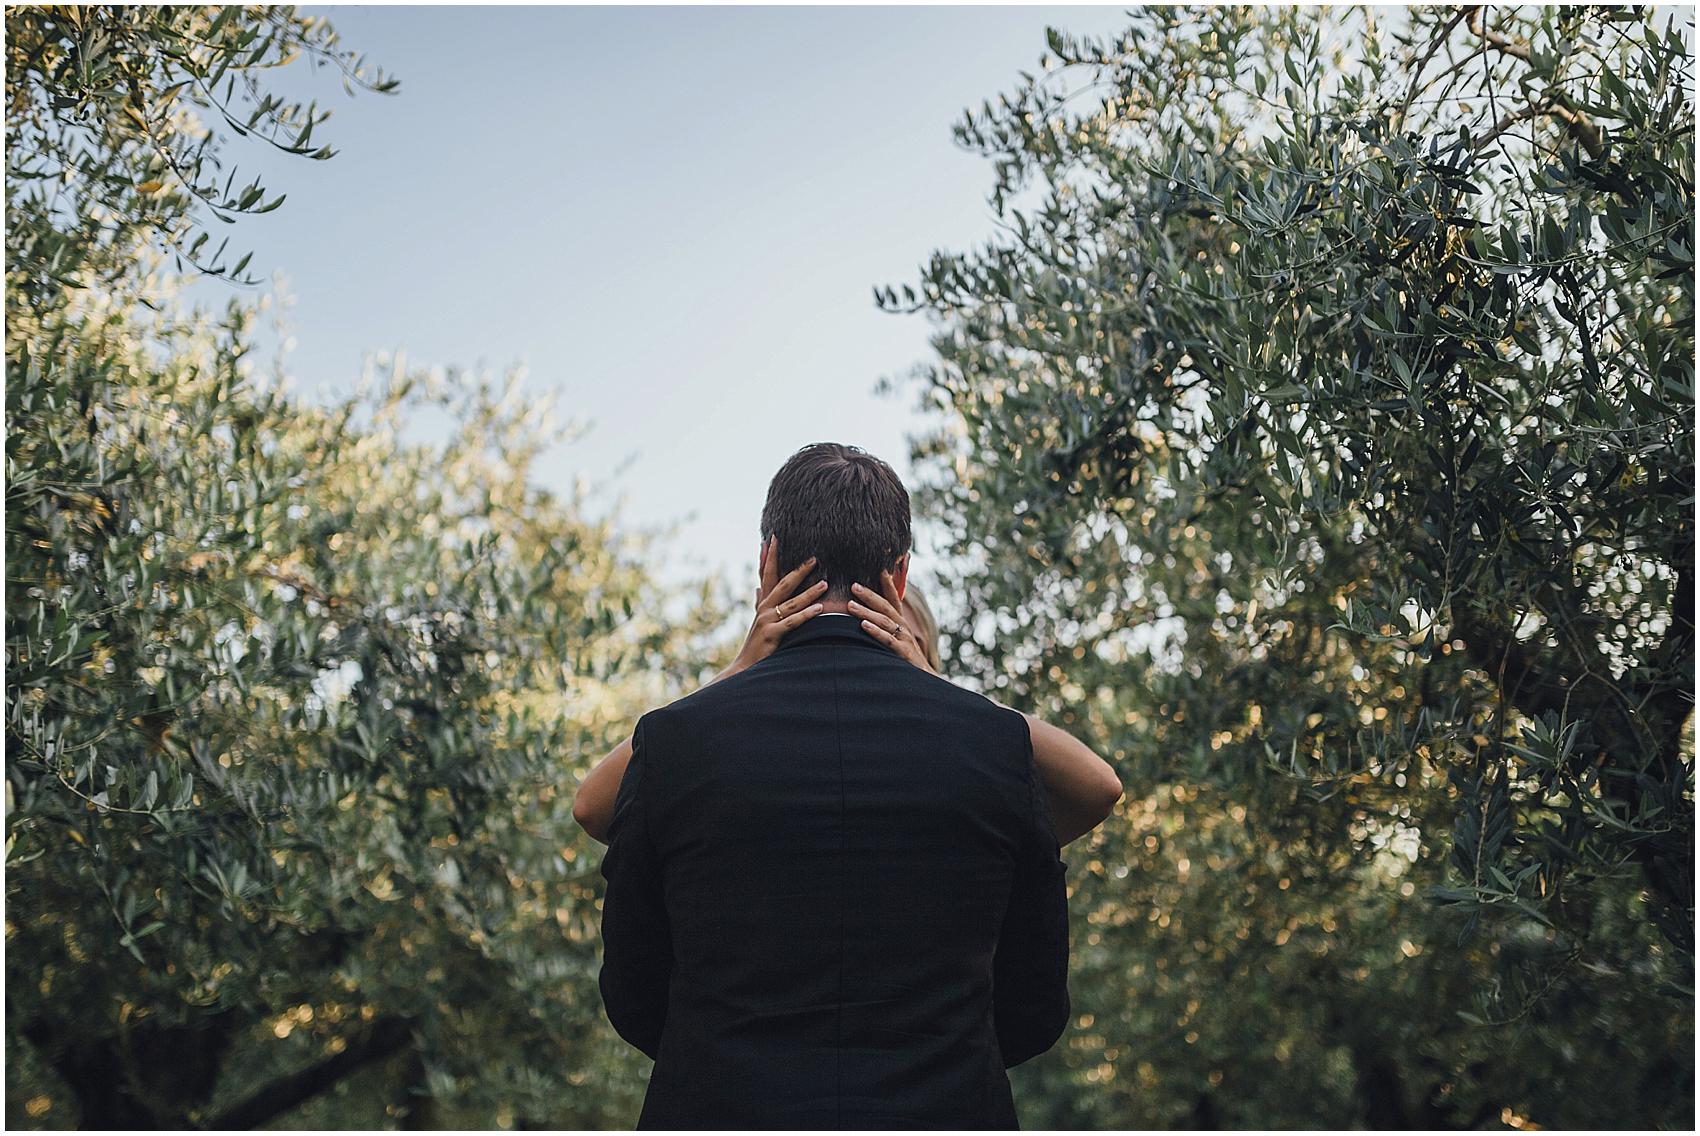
[597, 614, 1071, 1129]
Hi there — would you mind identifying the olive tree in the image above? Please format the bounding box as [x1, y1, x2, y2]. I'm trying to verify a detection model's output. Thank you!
[883, 5, 1692, 1126]
[7, 6, 719, 1127]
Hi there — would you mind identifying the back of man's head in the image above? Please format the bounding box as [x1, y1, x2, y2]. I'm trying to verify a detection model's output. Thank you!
[759, 442, 911, 602]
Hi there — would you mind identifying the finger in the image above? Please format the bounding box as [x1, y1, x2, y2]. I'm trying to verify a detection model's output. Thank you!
[847, 599, 900, 636]
[860, 618, 902, 651]
[769, 554, 819, 605]
[758, 536, 780, 602]
[774, 579, 828, 618]
[849, 582, 899, 623]
[776, 602, 825, 630]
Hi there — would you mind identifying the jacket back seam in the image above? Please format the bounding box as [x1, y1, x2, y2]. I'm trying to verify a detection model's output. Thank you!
[829, 653, 847, 1130]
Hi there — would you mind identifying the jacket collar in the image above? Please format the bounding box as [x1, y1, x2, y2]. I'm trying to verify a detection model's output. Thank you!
[775, 612, 885, 653]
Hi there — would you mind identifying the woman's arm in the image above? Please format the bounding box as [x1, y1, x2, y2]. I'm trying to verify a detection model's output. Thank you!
[850, 575, 1123, 846]
[573, 549, 826, 845]
[572, 732, 636, 845]
[1023, 713, 1122, 846]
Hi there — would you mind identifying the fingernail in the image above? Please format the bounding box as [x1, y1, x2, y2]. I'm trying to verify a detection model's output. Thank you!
[810, 604, 823, 612]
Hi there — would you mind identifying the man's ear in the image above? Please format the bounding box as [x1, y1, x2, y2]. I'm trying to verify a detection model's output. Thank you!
[892, 553, 909, 602]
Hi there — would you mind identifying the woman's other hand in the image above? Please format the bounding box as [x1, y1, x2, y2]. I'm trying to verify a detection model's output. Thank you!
[725, 546, 827, 678]
[849, 571, 934, 673]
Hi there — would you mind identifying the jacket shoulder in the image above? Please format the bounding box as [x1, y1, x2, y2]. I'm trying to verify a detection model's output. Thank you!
[640, 660, 1030, 751]
[631, 667, 769, 749]
[911, 671, 1032, 736]
[638, 666, 755, 726]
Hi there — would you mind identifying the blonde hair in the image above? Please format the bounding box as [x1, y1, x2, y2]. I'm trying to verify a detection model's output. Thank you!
[900, 581, 944, 673]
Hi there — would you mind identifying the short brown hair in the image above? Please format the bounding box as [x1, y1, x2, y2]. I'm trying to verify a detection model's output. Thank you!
[759, 442, 911, 600]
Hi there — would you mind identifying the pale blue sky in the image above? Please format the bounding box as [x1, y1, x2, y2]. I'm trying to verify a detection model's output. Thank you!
[192, 4, 1136, 597]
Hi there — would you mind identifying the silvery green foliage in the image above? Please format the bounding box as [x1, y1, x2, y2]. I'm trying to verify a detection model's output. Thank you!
[7, 7, 717, 1128]
[6, 5, 395, 295]
[884, 6, 1692, 1126]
